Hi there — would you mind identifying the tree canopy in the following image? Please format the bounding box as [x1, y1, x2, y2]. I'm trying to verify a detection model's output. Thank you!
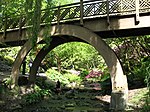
[0, 0, 73, 46]
[44, 42, 105, 71]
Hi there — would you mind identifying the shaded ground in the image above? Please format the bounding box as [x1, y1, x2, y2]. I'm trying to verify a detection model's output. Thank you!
[0, 80, 149, 112]
[0, 61, 149, 112]
[20, 89, 110, 112]
[0, 83, 110, 112]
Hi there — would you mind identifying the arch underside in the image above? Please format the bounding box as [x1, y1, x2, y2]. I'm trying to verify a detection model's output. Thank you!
[11, 24, 128, 110]
[28, 36, 84, 83]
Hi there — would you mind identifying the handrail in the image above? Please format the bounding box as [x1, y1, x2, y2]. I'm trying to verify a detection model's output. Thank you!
[0, 0, 150, 32]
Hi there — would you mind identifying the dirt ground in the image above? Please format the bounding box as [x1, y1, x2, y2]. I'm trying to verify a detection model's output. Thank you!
[0, 82, 148, 112]
[0, 70, 149, 112]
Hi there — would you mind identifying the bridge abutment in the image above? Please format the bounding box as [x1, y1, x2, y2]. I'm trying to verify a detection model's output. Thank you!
[110, 74, 128, 111]
[110, 90, 128, 111]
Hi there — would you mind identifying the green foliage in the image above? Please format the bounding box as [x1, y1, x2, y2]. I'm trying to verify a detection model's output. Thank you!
[3, 56, 14, 65]
[129, 88, 148, 105]
[54, 0, 74, 6]
[106, 36, 150, 107]
[131, 57, 150, 85]
[31, 0, 42, 46]
[64, 73, 81, 83]
[3, 78, 12, 86]
[80, 69, 89, 79]
[0, 0, 74, 46]
[108, 36, 149, 83]
[36, 77, 55, 89]
[22, 85, 52, 105]
[47, 42, 103, 71]
[0, 47, 21, 58]
[142, 96, 150, 112]
[143, 61, 150, 112]
[106, 36, 150, 94]
[0, 0, 25, 17]
[100, 73, 110, 82]
[0, 47, 20, 67]
[46, 68, 83, 87]
[46, 69, 70, 85]
[144, 60, 150, 88]
[23, 89, 51, 105]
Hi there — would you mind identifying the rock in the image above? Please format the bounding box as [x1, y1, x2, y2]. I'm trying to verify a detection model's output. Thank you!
[11, 104, 22, 111]
[44, 79, 55, 88]
[66, 82, 78, 88]
[65, 89, 78, 99]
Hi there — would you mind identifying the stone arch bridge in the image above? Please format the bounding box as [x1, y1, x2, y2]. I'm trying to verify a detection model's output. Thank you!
[0, 0, 150, 111]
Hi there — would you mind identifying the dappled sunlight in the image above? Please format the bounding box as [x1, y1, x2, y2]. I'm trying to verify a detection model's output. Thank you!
[11, 37, 44, 85]
[0, 0, 149, 111]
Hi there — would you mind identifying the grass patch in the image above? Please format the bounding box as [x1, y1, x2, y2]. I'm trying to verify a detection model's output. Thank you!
[129, 88, 148, 105]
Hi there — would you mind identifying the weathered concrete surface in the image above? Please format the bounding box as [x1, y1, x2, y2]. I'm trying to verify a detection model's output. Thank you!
[110, 91, 128, 111]
[1, 13, 150, 47]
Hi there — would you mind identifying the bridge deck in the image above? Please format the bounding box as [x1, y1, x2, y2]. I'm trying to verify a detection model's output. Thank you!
[0, 0, 150, 47]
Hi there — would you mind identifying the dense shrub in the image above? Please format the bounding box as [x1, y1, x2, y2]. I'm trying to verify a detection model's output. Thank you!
[63, 73, 82, 84]
[46, 69, 70, 86]
[4, 56, 14, 66]
[22, 85, 51, 105]
[80, 69, 89, 79]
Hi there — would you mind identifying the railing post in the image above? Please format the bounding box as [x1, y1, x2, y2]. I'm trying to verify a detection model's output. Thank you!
[80, 0, 83, 25]
[3, 16, 7, 39]
[106, 0, 110, 29]
[135, 0, 140, 25]
[57, 6, 60, 25]
[19, 16, 23, 37]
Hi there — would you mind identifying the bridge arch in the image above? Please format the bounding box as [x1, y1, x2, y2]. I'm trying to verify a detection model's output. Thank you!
[28, 36, 84, 83]
[11, 24, 128, 110]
